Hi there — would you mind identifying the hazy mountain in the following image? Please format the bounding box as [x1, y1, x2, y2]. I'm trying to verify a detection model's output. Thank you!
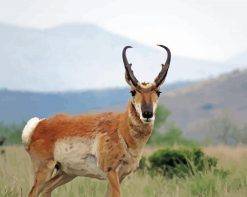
[229, 51, 247, 67]
[159, 69, 247, 135]
[1, 68, 246, 142]
[0, 88, 127, 124]
[1, 22, 246, 130]
[0, 22, 242, 92]
[0, 81, 192, 123]
[101, 69, 247, 140]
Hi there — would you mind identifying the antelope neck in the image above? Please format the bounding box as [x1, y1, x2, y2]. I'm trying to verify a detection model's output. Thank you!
[119, 102, 153, 150]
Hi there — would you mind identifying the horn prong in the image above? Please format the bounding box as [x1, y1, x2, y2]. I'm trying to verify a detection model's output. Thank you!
[122, 46, 139, 87]
[154, 45, 171, 87]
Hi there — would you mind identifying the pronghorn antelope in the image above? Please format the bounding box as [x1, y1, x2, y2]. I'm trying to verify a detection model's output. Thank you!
[22, 45, 171, 197]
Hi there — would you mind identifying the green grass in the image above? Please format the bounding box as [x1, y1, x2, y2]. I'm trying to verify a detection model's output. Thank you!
[0, 146, 247, 197]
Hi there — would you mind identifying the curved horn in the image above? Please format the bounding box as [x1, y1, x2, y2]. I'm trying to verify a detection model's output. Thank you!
[154, 45, 171, 87]
[122, 46, 139, 87]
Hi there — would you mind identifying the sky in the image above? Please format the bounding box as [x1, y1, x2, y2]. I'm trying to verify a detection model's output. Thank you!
[0, 0, 246, 62]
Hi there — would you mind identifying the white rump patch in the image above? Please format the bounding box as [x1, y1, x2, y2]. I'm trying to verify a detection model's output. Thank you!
[22, 117, 42, 148]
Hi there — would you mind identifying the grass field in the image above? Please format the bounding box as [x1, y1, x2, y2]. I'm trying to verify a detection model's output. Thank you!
[0, 145, 247, 197]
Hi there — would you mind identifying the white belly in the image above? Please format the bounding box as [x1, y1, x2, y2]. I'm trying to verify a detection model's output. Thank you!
[54, 137, 106, 179]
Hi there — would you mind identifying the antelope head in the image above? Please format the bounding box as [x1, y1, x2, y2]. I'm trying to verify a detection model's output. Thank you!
[122, 45, 171, 124]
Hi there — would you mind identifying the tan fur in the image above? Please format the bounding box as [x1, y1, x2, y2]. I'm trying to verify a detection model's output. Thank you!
[25, 98, 157, 197]
[24, 79, 161, 197]
[24, 44, 171, 197]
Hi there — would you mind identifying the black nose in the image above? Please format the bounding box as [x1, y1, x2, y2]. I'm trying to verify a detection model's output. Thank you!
[142, 111, 153, 119]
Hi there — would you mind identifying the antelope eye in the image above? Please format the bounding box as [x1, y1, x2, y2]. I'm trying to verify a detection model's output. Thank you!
[130, 90, 136, 97]
[156, 90, 162, 97]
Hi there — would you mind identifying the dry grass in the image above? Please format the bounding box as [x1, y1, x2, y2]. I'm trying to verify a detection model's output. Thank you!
[204, 145, 247, 167]
[0, 145, 247, 197]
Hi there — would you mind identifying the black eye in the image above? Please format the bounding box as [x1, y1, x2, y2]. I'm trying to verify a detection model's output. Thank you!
[130, 90, 136, 97]
[156, 90, 162, 97]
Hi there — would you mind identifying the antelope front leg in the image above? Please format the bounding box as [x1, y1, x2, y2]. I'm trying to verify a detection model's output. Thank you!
[106, 170, 121, 197]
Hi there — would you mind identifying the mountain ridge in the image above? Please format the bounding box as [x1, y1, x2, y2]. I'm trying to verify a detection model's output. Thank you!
[0, 81, 192, 123]
[159, 69, 247, 134]
[1, 22, 243, 92]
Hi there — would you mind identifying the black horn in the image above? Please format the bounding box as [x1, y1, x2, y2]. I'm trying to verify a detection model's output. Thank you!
[122, 46, 139, 87]
[154, 45, 171, 87]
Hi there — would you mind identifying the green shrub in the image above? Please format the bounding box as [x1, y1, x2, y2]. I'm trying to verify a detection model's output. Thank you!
[147, 148, 218, 178]
[149, 127, 198, 147]
[138, 156, 146, 171]
[0, 122, 24, 145]
[148, 105, 198, 147]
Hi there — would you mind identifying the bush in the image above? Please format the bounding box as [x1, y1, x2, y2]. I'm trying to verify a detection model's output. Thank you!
[0, 122, 24, 145]
[146, 148, 218, 178]
[150, 127, 198, 147]
[148, 105, 198, 147]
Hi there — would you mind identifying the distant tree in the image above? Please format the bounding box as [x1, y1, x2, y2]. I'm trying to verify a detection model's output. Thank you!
[0, 136, 6, 146]
[239, 126, 247, 144]
[148, 105, 170, 145]
[0, 122, 24, 145]
[199, 113, 247, 145]
[153, 105, 171, 133]
[148, 105, 197, 147]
